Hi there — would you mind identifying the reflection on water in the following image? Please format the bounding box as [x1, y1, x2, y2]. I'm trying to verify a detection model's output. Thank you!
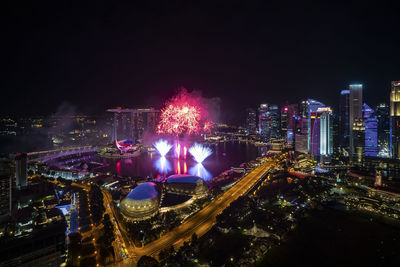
[189, 163, 212, 180]
[153, 157, 212, 180]
[154, 156, 172, 175]
[100, 141, 263, 180]
[116, 161, 121, 175]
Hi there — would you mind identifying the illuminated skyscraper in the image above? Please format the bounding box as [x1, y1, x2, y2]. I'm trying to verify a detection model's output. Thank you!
[281, 106, 288, 139]
[306, 99, 325, 153]
[376, 103, 390, 157]
[310, 111, 321, 156]
[363, 103, 378, 157]
[258, 104, 280, 140]
[352, 118, 365, 163]
[320, 108, 333, 156]
[295, 100, 314, 154]
[0, 162, 12, 218]
[339, 90, 350, 151]
[268, 104, 280, 139]
[309, 107, 333, 158]
[390, 81, 400, 159]
[107, 108, 159, 142]
[349, 84, 364, 162]
[15, 153, 27, 189]
[299, 100, 308, 117]
[285, 104, 298, 146]
[246, 108, 257, 134]
[258, 104, 269, 139]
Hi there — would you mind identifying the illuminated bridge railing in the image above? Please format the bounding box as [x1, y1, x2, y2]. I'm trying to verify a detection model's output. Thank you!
[28, 146, 98, 162]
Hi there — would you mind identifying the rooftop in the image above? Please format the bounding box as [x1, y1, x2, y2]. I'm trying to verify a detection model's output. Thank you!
[126, 182, 158, 201]
[166, 174, 203, 184]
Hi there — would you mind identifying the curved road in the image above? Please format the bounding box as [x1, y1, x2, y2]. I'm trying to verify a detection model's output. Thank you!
[132, 159, 273, 260]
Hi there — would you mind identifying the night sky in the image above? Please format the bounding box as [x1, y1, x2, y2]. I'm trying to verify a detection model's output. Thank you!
[1, 1, 399, 123]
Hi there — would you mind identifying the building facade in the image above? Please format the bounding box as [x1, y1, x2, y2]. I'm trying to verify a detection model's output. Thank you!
[258, 104, 269, 140]
[363, 103, 378, 157]
[280, 106, 288, 140]
[320, 108, 333, 156]
[376, 103, 390, 157]
[349, 84, 364, 162]
[352, 118, 366, 163]
[339, 90, 350, 151]
[286, 104, 299, 146]
[390, 81, 400, 159]
[107, 108, 159, 143]
[306, 99, 325, 153]
[245, 108, 257, 134]
[15, 153, 27, 189]
[309, 107, 333, 158]
[267, 104, 280, 139]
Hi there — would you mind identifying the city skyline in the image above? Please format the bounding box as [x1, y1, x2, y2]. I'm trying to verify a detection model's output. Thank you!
[2, 2, 400, 266]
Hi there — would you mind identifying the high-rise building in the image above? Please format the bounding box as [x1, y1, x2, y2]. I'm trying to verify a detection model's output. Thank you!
[295, 131, 308, 154]
[309, 107, 333, 158]
[286, 104, 298, 146]
[352, 118, 365, 163]
[320, 108, 333, 156]
[349, 84, 364, 162]
[268, 104, 280, 139]
[376, 103, 390, 157]
[299, 100, 308, 117]
[258, 104, 269, 140]
[332, 114, 340, 155]
[280, 106, 288, 140]
[295, 110, 309, 154]
[15, 153, 27, 189]
[245, 108, 257, 134]
[107, 108, 159, 142]
[363, 103, 378, 157]
[310, 111, 321, 156]
[132, 109, 159, 141]
[306, 99, 325, 153]
[390, 81, 400, 159]
[339, 90, 350, 151]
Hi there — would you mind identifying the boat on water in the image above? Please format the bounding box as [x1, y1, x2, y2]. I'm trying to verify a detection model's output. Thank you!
[254, 142, 268, 147]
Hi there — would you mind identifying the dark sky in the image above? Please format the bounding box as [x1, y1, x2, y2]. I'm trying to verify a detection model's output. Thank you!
[1, 1, 399, 123]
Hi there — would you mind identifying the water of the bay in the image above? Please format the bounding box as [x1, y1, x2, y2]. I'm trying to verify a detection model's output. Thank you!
[96, 141, 266, 180]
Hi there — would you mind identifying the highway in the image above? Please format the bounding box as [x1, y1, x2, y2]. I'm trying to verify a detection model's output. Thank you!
[131, 159, 273, 260]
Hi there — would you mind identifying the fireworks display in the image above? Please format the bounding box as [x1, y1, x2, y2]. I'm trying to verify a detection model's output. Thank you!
[157, 90, 213, 136]
[153, 139, 172, 157]
[189, 143, 213, 163]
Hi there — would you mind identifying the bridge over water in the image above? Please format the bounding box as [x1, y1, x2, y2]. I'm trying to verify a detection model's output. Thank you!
[27, 146, 98, 162]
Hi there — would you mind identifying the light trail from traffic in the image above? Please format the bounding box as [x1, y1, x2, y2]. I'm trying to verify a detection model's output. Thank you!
[130, 158, 274, 261]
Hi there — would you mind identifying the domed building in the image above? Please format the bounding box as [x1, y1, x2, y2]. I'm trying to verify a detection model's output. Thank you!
[164, 174, 208, 198]
[120, 182, 159, 221]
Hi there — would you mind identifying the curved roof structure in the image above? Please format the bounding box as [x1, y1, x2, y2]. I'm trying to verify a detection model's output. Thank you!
[166, 174, 203, 184]
[307, 99, 325, 106]
[120, 182, 159, 221]
[126, 182, 158, 201]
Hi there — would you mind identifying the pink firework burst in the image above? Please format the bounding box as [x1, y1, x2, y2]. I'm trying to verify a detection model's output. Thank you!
[157, 90, 213, 136]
